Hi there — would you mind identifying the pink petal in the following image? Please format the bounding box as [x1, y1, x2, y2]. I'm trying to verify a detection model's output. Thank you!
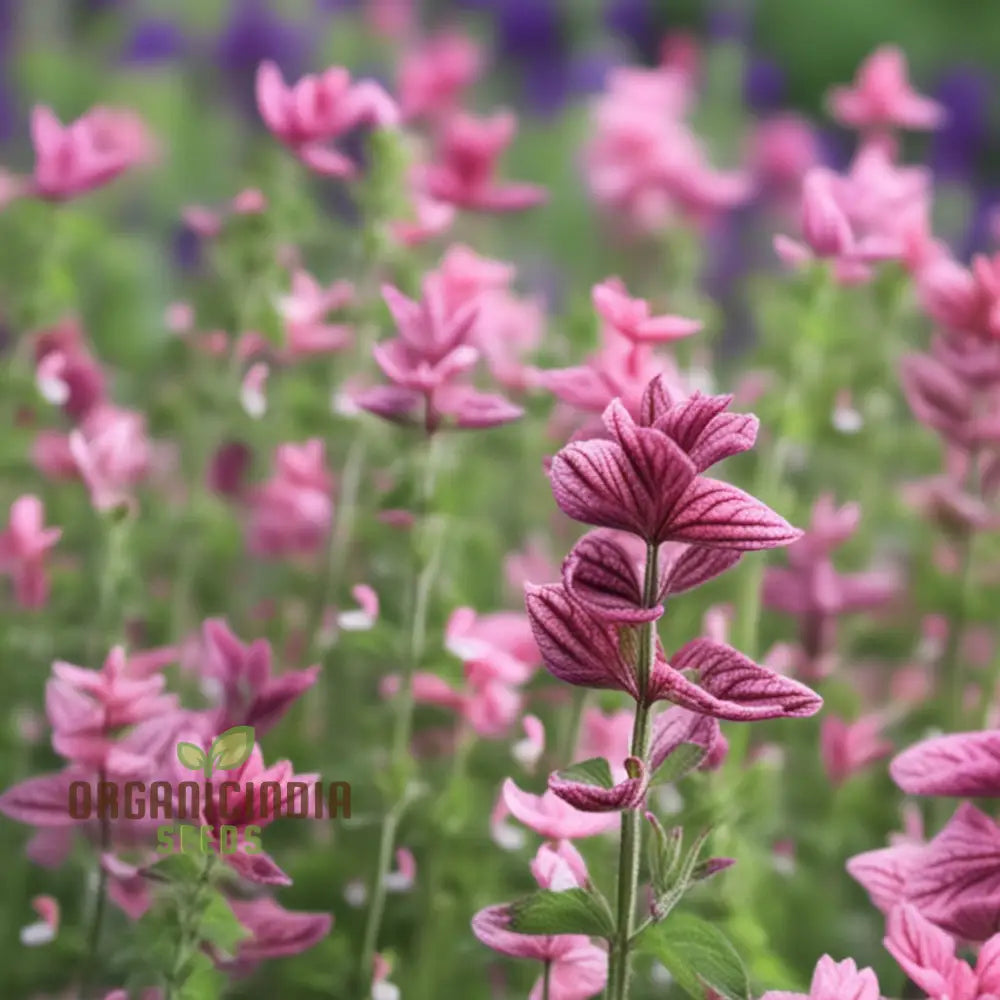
[891, 731, 1000, 798]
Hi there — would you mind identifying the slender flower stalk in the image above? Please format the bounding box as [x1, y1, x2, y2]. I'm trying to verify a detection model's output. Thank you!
[163, 853, 216, 1000]
[607, 544, 658, 1000]
[358, 429, 446, 991]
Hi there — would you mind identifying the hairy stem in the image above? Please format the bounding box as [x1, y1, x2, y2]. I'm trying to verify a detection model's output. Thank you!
[163, 852, 216, 1000]
[77, 767, 111, 1000]
[607, 542, 659, 1000]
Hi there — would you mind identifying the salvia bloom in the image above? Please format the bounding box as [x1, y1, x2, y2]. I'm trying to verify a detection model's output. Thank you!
[547, 381, 798, 549]
[355, 267, 524, 433]
[255, 59, 399, 177]
[761, 955, 880, 1000]
[397, 30, 482, 123]
[827, 45, 945, 137]
[0, 495, 61, 609]
[420, 110, 546, 212]
[16, 105, 155, 202]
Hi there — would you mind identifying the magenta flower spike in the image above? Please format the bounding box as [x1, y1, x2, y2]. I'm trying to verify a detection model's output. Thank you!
[827, 46, 945, 135]
[761, 955, 881, 1000]
[0, 495, 62, 609]
[422, 111, 547, 213]
[255, 60, 399, 177]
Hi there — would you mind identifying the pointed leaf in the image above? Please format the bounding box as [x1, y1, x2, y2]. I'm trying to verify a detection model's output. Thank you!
[638, 913, 751, 1000]
[507, 888, 615, 938]
[555, 758, 615, 790]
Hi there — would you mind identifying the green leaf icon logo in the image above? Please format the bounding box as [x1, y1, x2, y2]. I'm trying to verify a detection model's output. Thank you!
[209, 726, 255, 773]
[176, 742, 208, 772]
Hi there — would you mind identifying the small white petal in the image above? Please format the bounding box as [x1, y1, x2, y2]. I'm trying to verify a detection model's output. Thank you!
[344, 880, 368, 907]
[373, 982, 401, 1000]
[511, 738, 542, 770]
[37, 374, 69, 405]
[337, 609, 375, 632]
[491, 820, 526, 852]
[20, 921, 55, 947]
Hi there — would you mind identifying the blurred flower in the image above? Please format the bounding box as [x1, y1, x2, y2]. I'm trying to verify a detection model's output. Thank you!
[398, 30, 482, 123]
[0, 496, 62, 610]
[762, 956, 880, 1000]
[827, 45, 944, 137]
[255, 60, 398, 177]
[821, 714, 893, 785]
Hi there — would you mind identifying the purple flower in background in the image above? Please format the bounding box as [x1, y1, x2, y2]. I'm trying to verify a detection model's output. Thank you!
[961, 188, 1000, 261]
[215, 0, 312, 115]
[929, 68, 990, 181]
[496, 0, 563, 61]
[122, 18, 187, 65]
[744, 57, 786, 111]
[605, 0, 663, 63]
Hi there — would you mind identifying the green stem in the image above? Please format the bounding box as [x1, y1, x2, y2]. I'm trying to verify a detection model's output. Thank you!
[607, 543, 659, 1000]
[942, 531, 975, 733]
[543, 960, 552, 1000]
[358, 432, 445, 991]
[76, 768, 111, 1000]
[163, 852, 216, 1000]
[557, 689, 589, 767]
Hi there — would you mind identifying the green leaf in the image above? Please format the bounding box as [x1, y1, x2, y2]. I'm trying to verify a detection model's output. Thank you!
[554, 757, 615, 789]
[176, 741, 208, 772]
[144, 852, 202, 884]
[209, 726, 255, 772]
[638, 914, 751, 1000]
[177, 951, 226, 1000]
[651, 742, 710, 786]
[507, 888, 615, 938]
[199, 891, 250, 956]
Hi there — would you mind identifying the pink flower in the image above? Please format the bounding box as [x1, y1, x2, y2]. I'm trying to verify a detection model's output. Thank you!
[398, 31, 482, 122]
[355, 274, 523, 432]
[47, 646, 177, 767]
[32, 318, 106, 420]
[472, 843, 608, 1000]
[828, 46, 944, 135]
[749, 114, 820, 195]
[821, 715, 893, 785]
[919, 253, 1000, 340]
[884, 904, 1000, 1000]
[228, 897, 332, 963]
[891, 730, 1000, 798]
[255, 60, 398, 177]
[761, 955, 880, 1000]
[0, 496, 61, 609]
[549, 389, 796, 549]
[28, 105, 154, 201]
[422, 111, 546, 212]
[247, 439, 333, 558]
[501, 778, 618, 839]
[276, 271, 354, 358]
[68, 405, 152, 511]
[592, 278, 701, 346]
[20, 895, 60, 947]
[585, 66, 749, 233]
[199, 618, 319, 735]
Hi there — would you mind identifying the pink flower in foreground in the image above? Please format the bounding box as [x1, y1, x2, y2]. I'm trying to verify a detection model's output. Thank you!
[549, 387, 796, 549]
[247, 439, 333, 558]
[761, 955, 880, 1000]
[398, 31, 481, 122]
[255, 60, 398, 177]
[820, 715, 893, 786]
[472, 842, 607, 1000]
[501, 778, 618, 839]
[828, 46, 944, 135]
[422, 111, 546, 212]
[890, 729, 1000, 799]
[885, 904, 1000, 1000]
[0, 496, 61, 609]
[28, 105, 154, 201]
